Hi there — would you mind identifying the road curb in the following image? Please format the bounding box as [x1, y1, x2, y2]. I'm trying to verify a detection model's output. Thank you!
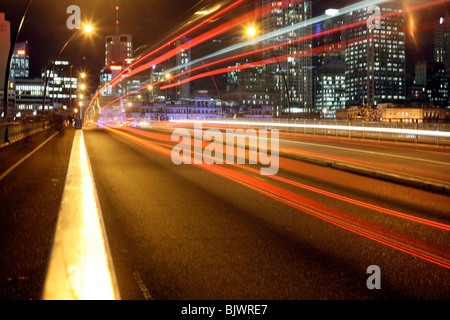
[42, 129, 120, 300]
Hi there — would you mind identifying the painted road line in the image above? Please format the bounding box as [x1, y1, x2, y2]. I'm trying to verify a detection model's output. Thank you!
[42, 130, 120, 300]
[0, 132, 58, 182]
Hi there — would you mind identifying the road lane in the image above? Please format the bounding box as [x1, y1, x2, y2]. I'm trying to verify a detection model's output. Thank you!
[158, 123, 450, 183]
[0, 128, 75, 300]
[83, 128, 450, 300]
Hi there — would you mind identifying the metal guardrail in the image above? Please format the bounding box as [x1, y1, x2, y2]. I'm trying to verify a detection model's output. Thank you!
[169, 118, 450, 146]
[0, 120, 50, 147]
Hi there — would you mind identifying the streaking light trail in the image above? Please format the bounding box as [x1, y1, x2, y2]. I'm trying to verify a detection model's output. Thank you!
[170, 119, 450, 138]
[92, 123, 450, 269]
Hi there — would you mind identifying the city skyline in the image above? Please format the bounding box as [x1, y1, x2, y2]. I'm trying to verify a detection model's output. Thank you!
[1, 0, 445, 82]
[0, 0, 449, 120]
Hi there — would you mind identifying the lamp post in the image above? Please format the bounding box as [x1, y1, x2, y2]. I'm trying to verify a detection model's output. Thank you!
[2, 0, 33, 143]
[42, 25, 92, 116]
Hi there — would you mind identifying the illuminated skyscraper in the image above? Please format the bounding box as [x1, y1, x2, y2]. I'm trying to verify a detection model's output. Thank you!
[175, 36, 191, 99]
[11, 42, 30, 79]
[415, 61, 448, 107]
[42, 60, 77, 109]
[433, 15, 450, 65]
[101, 5, 133, 97]
[314, 9, 346, 118]
[261, 0, 313, 115]
[104, 5, 133, 67]
[104, 34, 133, 67]
[344, 3, 406, 107]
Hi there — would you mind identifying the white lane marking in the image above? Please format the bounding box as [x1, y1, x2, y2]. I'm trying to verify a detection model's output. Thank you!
[42, 130, 120, 300]
[0, 132, 58, 182]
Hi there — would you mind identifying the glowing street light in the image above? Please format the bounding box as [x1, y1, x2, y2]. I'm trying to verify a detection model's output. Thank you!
[84, 25, 93, 33]
[247, 26, 256, 37]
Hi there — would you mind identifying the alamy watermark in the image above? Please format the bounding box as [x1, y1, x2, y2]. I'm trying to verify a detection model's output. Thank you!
[367, 5, 381, 30]
[66, 5, 81, 30]
[366, 265, 381, 289]
[171, 123, 279, 176]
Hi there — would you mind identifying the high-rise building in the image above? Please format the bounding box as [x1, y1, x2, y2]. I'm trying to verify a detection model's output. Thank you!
[314, 9, 346, 118]
[316, 59, 346, 118]
[104, 5, 133, 67]
[314, 9, 345, 68]
[104, 34, 133, 67]
[14, 77, 46, 111]
[344, 3, 406, 108]
[11, 42, 29, 79]
[100, 5, 133, 99]
[432, 15, 450, 105]
[175, 36, 191, 99]
[433, 15, 450, 65]
[415, 61, 448, 107]
[261, 0, 313, 115]
[0, 12, 10, 106]
[43, 60, 78, 109]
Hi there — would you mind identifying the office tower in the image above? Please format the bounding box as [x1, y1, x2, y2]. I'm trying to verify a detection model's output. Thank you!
[261, 0, 313, 115]
[344, 3, 406, 107]
[105, 34, 133, 67]
[105, 6, 133, 67]
[14, 78, 45, 111]
[433, 15, 450, 65]
[432, 15, 450, 105]
[11, 42, 30, 79]
[43, 60, 77, 109]
[316, 59, 346, 118]
[415, 61, 448, 107]
[175, 36, 191, 99]
[314, 9, 346, 118]
[100, 5, 133, 98]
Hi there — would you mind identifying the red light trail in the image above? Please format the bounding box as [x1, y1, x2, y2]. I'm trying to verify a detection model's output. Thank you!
[90, 123, 450, 269]
[84, 0, 307, 123]
[89, 0, 448, 119]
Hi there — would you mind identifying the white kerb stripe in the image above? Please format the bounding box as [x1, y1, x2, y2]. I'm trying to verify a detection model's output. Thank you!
[42, 130, 119, 300]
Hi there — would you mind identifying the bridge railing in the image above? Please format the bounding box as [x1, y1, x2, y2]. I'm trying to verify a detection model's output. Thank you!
[0, 120, 51, 147]
[169, 118, 450, 146]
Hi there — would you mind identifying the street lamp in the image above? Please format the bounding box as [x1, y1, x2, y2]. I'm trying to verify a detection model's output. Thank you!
[42, 24, 93, 114]
[2, 0, 32, 143]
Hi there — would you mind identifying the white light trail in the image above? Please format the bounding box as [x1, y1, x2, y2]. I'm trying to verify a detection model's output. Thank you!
[169, 119, 450, 138]
[165, 0, 391, 75]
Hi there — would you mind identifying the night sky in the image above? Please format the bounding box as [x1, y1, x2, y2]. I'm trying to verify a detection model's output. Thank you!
[0, 0, 446, 92]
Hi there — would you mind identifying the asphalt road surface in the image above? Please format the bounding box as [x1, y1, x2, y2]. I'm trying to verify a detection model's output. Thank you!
[82, 127, 450, 300]
[0, 127, 75, 300]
